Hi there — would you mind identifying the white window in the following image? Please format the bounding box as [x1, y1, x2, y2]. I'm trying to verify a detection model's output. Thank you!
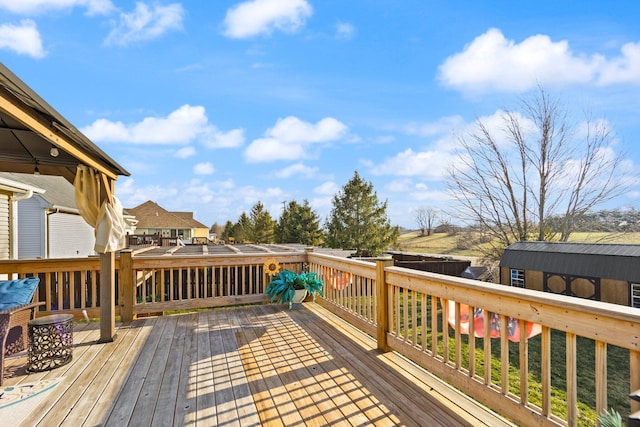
[510, 269, 525, 288]
[631, 283, 640, 308]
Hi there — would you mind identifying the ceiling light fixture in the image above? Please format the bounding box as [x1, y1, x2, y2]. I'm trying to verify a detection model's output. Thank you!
[50, 145, 59, 157]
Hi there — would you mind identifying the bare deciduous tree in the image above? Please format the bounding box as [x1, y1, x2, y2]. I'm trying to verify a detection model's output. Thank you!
[448, 88, 629, 258]
[415, 207, 439, 236]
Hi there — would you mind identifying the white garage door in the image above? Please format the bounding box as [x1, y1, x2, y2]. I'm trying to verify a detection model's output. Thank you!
[49, 212, 95, 258]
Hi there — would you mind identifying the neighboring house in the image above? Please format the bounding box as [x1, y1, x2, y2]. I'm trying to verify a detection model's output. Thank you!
[0, 174, 45, 260]
[499, 241, 640, 308]
[126, 200, 209, 242]
[0, 172, 97, 258]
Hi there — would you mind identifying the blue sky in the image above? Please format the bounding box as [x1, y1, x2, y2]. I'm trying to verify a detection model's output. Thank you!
[1, 0, 639, 229]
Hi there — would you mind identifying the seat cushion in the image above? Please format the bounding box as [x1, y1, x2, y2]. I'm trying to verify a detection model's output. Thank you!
[0, 277, 40, 310]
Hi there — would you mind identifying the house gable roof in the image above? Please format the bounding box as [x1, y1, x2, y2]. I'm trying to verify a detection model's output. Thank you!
[0, 171, 77, 212]
[500, 241, 640, 283]
[126, 200, 207, 230]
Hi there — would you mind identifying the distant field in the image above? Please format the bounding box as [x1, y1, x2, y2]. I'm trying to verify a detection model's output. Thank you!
[396, 231, 640, 258]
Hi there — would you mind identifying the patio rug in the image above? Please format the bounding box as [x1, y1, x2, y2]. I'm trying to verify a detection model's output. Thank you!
[0, 378, 61, 422]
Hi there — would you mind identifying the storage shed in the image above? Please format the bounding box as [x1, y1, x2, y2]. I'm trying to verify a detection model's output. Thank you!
[499, 241, 640, 308]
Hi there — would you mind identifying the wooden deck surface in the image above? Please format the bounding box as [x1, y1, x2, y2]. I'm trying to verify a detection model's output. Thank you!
[3, 303, 514, 426]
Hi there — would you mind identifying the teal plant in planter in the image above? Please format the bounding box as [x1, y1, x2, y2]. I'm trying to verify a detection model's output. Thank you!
[265, 269, 323, 310]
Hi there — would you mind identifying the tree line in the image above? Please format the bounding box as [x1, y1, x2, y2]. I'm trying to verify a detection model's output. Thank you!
[210, 171, 399, 257]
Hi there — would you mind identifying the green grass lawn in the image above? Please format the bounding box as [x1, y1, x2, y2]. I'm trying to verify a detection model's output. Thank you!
[375, 291, 631, 425]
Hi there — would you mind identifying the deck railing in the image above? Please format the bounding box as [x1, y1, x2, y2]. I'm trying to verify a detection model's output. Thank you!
[1, 250, 638, 426]
[307, 252, 640, 427]
[0, 257, 106, 318]
[118, 250, 306, 318]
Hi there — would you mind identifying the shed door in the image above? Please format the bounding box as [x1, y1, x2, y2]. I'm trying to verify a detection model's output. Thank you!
[0, 193, 9, 260]
[48, 212, 95, 258]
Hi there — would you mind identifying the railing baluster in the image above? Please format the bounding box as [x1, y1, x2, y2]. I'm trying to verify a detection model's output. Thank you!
[412, 290, 417, 347]
[454, 301, 461, 369]
[80, 269, 87, 310]
[542, 326, 551, 417]
[484, 310, 492, 385]
[69, 271, 75, 311]
[431, 295, 438, 357]
[595, 340, 607, 418]
[443, 297, 449, 362]
[469, 305, 476, 378]
[519, 319, 528, 405]
[403, 287, 409, 342]
[500, 314, 509, 395]
[566, 332, 577, 427]
[421, 292, 427, 352]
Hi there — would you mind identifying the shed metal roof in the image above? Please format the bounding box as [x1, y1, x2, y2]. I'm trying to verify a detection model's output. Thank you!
[499, 241, 640, 283]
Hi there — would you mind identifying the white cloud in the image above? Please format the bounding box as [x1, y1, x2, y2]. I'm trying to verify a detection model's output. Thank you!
[202, 128, 245, 149]
[174, 146, 196, 158]
[373, 148, 459, 180]
[244, 116, 348, 163]
[0, 20, 45, 58]
[245, 138, 305, 162]
[82, 104, 244, 148]
[335, 21, 354, 40]
[439, 28, 600, 93]
[105, 2, 184, 46]
[274, 162, 318, 179]
[193, 162, 215, 175]
[0, 0, 114, 15]
[439, 28, 640, 93]
[598, 41, 640, 85]
[223, 0, 312, 39]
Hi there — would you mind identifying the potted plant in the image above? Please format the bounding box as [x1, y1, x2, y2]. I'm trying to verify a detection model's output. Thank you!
[264, 260, 323, 309]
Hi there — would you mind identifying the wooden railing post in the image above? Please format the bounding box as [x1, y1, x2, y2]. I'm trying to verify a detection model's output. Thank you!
[376, 256, 393, 352]
[98, 251, 115, 343]
[120, 249, 134, 324]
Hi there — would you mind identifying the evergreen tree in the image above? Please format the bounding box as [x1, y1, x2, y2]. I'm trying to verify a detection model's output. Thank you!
[248, 201, 275, 243]
[233, 213, 251, 243]
[275, 199, 323, 245]
[325, 171, 399, 256]
[221, 220, 234, 241]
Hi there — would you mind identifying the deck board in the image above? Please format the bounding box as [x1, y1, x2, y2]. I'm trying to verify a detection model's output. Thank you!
[2, 303, 515, 427]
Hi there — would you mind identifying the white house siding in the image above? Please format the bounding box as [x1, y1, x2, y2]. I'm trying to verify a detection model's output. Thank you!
[17, 196, 46, 259]
[0, 193, 9, 260]
[48, 212, 95, 258]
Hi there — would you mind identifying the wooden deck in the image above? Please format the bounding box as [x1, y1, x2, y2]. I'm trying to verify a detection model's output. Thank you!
[3, 303, 514, 427]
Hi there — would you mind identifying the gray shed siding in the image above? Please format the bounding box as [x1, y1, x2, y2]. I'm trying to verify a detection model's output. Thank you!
[500, 242, 640, 283]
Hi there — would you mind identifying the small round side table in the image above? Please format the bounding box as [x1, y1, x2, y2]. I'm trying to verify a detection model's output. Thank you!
[28, 314, 74, 372]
